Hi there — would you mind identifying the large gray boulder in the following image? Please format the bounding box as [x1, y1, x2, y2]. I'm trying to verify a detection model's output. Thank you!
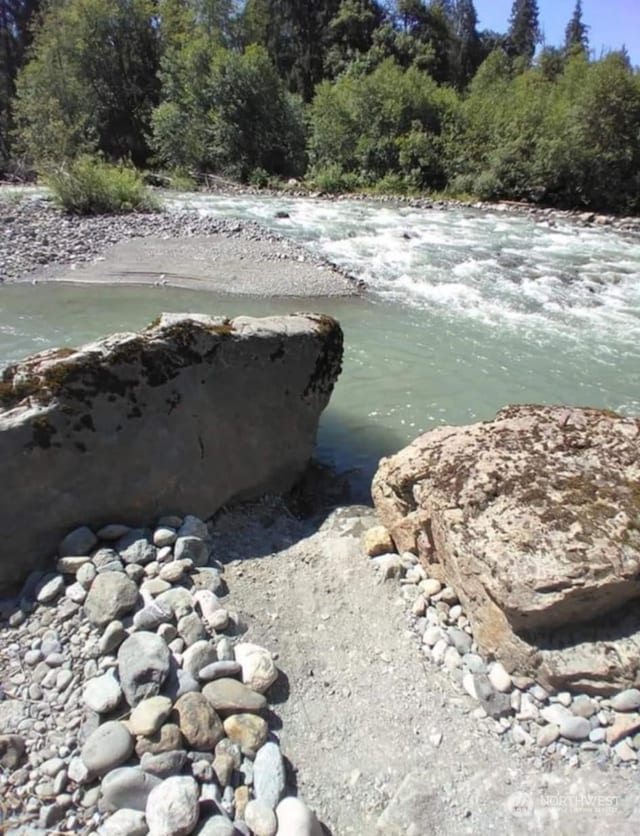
[372, 405, 640, 694]
[0, 312, 342, 591]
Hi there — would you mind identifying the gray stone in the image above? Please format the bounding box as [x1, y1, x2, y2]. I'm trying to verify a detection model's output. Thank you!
[117, 530, 157, 566]
[462, 672, 494, 702]
[162, 668, 201, 701]
[275, 797, 323, 836]
[100, 621, 127, 656]
[488, 662, 512, 693]
[0, 314, 341, 591]
[199, 662, 242, 682]
[77, 561, 97, 589]
[84, 573, 139, 627]
[611, 689, 640, 712]
[59, 526, 97, 558]
[178, 612, 207, 646]
[178, 516, 209, 542]
[254, 742, 285, 809]
[202, 679, 267, 715]
[83, 672, 122, 714]
[182, 641, 218, 679]
[140, 750, 188, 779]
[101, 767, 162, 811]
[98, 524, 131, 541]
[36, 574, 65, 603]
[190, 569, 224, 595]
[571, 695, 597, 718]
[118, 632, 171, 707]
[56, 555, 91, 574]
[146, 775, 200, 836]
[156, 588, 194, 620]
[0, 733, 26, 768]
[558, 715, 592, 741]
[154, 527, 177, 548]
[134, 601, 173, 631]
[447, 628, 472, 656]
[99, 809, 148, 836]
[130, 696, 173, 737]
[245, 800, 277, 836]
[195, 816, 235, 836]
[81, 721, 134, 777]
[175, 536, 209, 568]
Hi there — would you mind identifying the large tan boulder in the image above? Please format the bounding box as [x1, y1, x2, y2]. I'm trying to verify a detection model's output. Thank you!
[372, 405, 640, 694]
[0, 312, 342, 591]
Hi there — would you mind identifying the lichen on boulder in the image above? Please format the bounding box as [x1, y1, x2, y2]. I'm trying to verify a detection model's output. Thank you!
[0, 312, 343, 592]
[372, 404, 640, 694]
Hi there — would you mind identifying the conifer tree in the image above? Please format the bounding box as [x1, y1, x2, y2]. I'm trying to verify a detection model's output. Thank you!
[452, 0, 480, 89]
[564, 0, 589, 55]
[508, 0, 540, 63]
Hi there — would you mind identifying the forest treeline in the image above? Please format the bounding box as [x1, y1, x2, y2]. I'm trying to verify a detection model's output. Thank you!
[1, 0, 640, 213]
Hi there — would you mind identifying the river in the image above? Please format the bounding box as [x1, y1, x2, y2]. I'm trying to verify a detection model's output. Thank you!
[1, 192, 639, 497]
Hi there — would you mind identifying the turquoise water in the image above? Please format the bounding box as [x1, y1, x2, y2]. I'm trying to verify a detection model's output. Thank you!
[1, 194, 639, 495]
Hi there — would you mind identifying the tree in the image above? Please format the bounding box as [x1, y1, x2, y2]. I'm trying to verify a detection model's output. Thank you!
[152, 42, 306, 179]
[564, 0, 589, 56]
[451, 0, 481, 89]
[14, 0, 160, 166]
[324, 0, 385, 76]
[508, 0, 540, 64]
[0, 0, 41, 171]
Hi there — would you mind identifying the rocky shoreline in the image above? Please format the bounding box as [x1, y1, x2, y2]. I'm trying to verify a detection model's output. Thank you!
[0, 514, 322, 836]
[0, 196, 360, 291]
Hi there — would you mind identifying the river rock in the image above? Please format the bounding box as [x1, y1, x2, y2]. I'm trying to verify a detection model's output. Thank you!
[0, 734, 26, 768]
[101, 766, 162, 811]
[83, 672, 123, 714]
[35, 573, 64, 603]
[173, 692, 224, 750]
[0, 313, 342, 591]
[275, 797, 322, 836]
[99, 809, 148, 836]
[81, 721, 134, 777]
[84, 573, 139, 626]
[116, 530, 156, 565]
[234, 644, 278, 694]
[181, 641, 217, 679]
[118, 632, 171, 706]
[196, 817, 236, 836]
[611, 689, 640, 712]
[136, 724, 184, 757]
[59, 526, 98, 557]
[254, 742, 286, 809]
[372, 405, 640, 693]
[146, 776, 200, 836]
[202, 679, 267, 715]
[245, 800, 277, 836]
[199, 661, 242, 682]
[130, 696, 174, 736]
[140, 750, 188, 779]
[223, 714, 268, 755]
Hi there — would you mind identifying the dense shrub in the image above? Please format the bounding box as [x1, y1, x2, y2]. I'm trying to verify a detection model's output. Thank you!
[44, 156, 157, 215]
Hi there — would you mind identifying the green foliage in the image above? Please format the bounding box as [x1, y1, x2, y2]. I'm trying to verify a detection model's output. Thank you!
[44, 155, 157, 214]
[508, 0, 540, 64]
[308, 164, 362, 193]
[13, 0, 160, 167]
[564, 1, 589, 56]
[308, 59, 459, 190]
[152, 41, 305, 180]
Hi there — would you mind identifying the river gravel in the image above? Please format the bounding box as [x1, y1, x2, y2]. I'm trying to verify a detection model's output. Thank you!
[0, 196, 360, 292]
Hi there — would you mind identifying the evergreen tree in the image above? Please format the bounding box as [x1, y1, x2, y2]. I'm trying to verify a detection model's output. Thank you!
[564, 0, 589, 55]
[452, 0, 480, 89]
[325, 0, 385, 76]
[0, 0, 41, 171]
[508, 0, 540, 63]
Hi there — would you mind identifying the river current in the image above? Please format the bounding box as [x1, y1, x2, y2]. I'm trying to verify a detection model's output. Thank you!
[1, 192, 639, 495]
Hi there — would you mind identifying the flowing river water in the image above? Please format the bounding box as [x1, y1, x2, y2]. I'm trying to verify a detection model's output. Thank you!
[1, 192, 640, 497]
